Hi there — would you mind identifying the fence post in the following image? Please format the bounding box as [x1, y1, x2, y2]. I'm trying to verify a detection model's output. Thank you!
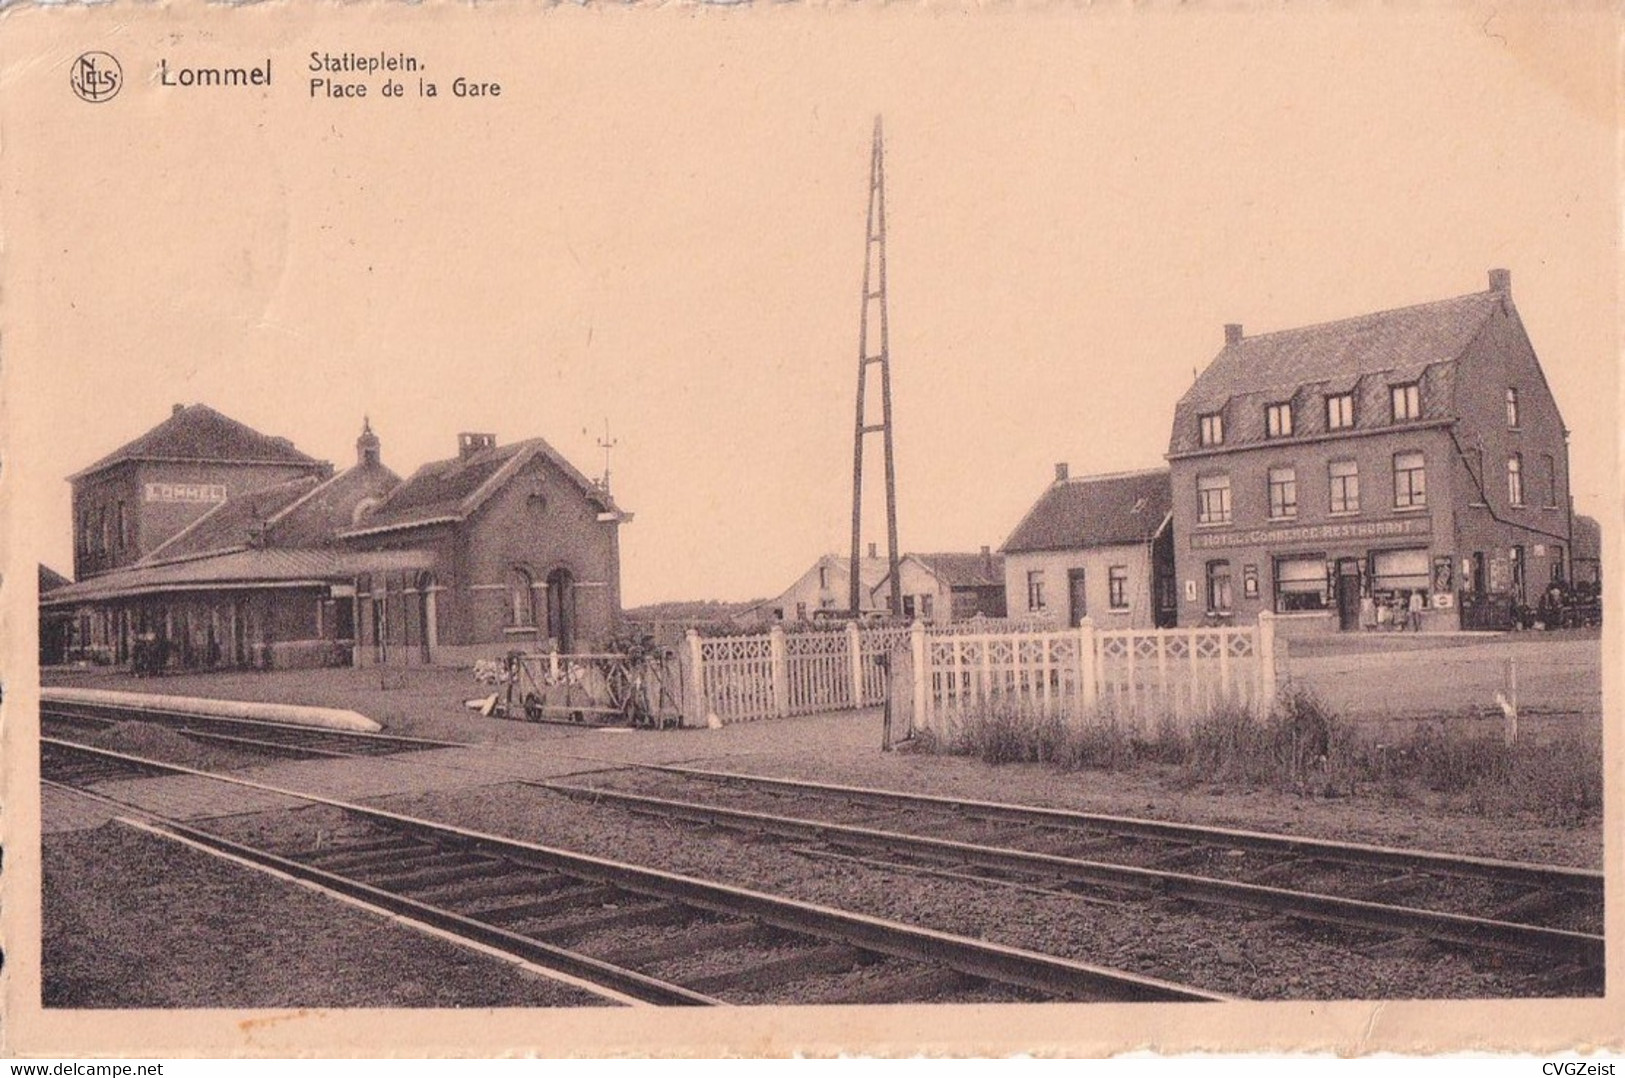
[684, 629, 706, 726]
[1256, 610, 1277, 717]
[911, 619, 928, 736]
[769, 624, 789, 718]
[1078, 617, 1098, 716]
[847, 620, 865, 710]
[1502, 657, 1519, 746]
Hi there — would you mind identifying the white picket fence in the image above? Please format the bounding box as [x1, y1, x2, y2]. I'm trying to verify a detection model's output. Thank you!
[685, 623, 914, 724]
[910, 615, 1281, 737]
[682, 616, 1281, 730]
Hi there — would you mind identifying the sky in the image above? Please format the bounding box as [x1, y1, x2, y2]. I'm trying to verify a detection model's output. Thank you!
[5, 6, 1617, 607]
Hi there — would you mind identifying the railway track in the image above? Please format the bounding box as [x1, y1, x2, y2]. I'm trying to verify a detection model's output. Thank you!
[40, 737, 1225, 1006]
[543, 765, 1605, 974]
[40, 699, 468, 760]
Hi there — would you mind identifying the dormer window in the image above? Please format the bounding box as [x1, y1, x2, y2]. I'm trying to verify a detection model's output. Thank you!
[1265, 402, 1294, 439]
[1199, 412, 1224, 447]
[1326, 393, 1355, 430]
[1391, 383, 1420, 423]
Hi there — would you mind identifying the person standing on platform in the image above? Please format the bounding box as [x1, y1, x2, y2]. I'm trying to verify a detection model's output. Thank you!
[1408, 589, 1424, 632]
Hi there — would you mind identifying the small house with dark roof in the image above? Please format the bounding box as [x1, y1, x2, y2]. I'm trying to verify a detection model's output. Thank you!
[763, 547, 892, 622]
[869, 550, 1007, 623]
[1000, 464, 1176, 629]
[1168, 269, 1573, 633]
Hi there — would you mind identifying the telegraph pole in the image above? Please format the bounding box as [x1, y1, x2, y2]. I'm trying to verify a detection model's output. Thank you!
[849, 116, 903, 617]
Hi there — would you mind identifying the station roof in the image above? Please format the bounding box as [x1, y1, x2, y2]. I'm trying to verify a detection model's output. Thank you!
[70, 404, 323, 482]
[41, 547, 434, 606]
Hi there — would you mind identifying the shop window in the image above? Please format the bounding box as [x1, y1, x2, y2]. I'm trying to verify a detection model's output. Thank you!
[1205, 561, 1233, 613]
[1108, 566, 1129, 610]
[1328, 460, 1359, 514]
[1199, 412, 1224, 447]
[1506, 387, 1520, 428]
[1026, 570, 1046, 613]
[1507, 454, 1524, 507]
[1543, 454, 1558, 508]
[1393, 452, 1426, 508]
[1274, 555, 1328, 612]
[1391, 382, 1420, 423]
[1268, 467, 1297, 520]
[1370, 548, 1431, 594]
[1196, 474, 1232, 525]
[1326, 393, 1355, 430]
[1265, 402, 1294, 439]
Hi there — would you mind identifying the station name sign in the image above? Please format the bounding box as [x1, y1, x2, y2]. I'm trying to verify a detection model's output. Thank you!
[144, 482, 227, 504]
[1191, 515, 1432, 551]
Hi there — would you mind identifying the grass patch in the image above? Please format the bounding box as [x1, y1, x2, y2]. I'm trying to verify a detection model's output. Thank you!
[911, 686, 1601, 826]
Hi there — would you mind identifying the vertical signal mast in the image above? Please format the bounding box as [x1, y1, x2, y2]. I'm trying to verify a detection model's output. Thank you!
[849, 116, 903, 617]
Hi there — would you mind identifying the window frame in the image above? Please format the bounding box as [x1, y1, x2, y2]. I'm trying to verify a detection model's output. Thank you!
[1328, 459, 1360, 515]
[1026, 569, 1046, 613]
[1390, 382, 1420, 423]
[1198, 412, 1224, 447]
[1325, 392, 1355, 431]
[1265, 402, 1294, 439]
[1196, 473, 1233, 526]
[1393, 451, 1427, 509]
[1267, 466, 1298, 520]
[1205, 559, 1233, 614]
[1506, 387, 1520, 429]
[1108, 565, 1129, 610]
[1507, 453, 1524, 507]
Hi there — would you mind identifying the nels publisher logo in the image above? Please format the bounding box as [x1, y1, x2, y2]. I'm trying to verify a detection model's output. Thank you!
[70, 51, 122, 103]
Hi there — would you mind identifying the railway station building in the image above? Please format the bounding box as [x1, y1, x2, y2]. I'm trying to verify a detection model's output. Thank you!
[1167, 269, 1574, 634]
[42, 410, 630, 670]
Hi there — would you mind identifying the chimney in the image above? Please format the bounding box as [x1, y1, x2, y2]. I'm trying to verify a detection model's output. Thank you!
[1224, 324, 1244, 345]
[458, 432, 496, 461]
[1488, 268, 1511, 296]
[1054, 462, 1069, 482]
[867, 542, 878, 559]
[981, 544, 993, 576]
[172, 403, 186, 416]
[356, 416, 381, 467]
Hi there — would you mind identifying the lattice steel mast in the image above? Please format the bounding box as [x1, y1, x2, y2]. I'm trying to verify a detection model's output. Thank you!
[849, 116, 903, 617]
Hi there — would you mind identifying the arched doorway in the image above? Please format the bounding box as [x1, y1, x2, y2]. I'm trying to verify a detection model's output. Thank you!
[545, 568, 575, 653]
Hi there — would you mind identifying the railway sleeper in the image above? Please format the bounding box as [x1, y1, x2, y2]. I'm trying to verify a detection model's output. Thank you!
[685, 943, 872, 997]
[300, 843, 444, 872]
[361, 857, 515, 894]
[408, 867, 561, 907]
[840, 965, 973, 1006]
[527, 899, 694, 947]
[478, 883, 624, 927]
[445, 872, 582, 916]
[596, 919, 766, 968]
[289, 834, 430, 860]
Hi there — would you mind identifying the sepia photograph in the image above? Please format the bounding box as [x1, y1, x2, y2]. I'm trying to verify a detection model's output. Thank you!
[0, 1, 1619, 1058]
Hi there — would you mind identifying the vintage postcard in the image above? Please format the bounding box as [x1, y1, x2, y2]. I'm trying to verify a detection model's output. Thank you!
[0, 0, 1619, 1058]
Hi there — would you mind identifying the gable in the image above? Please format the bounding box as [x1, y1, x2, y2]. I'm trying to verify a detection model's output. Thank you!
[71, 404, 322, 481]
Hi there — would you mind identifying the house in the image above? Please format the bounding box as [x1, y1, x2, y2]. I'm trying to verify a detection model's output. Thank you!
[66, 403, 330, 580]
[1000, 464, 1175, 629]
[339, 430, 631, 662]
[1167, 269, 1573, 633]
[766, 546, 891, 622]
[41, 414, 631, 669]
[869, 550, 1007, 623]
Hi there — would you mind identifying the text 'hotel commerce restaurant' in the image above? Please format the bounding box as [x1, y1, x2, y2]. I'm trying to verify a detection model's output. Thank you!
[1168, 270, 1576, 634]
